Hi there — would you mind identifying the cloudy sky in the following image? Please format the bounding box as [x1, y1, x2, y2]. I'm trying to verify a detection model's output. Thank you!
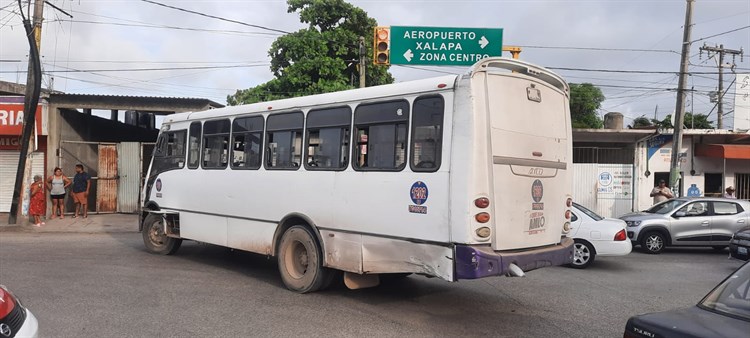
[1, 0, 749, 128]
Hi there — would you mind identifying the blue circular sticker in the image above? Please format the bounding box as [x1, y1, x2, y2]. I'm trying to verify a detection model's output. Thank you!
[531, 179, 543, 203]
[155, 178, 162, 192]
[410, 181, 429, 205]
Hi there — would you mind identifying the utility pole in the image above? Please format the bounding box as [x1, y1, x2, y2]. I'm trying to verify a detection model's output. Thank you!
[8, 0, 44, 224]
[668, 0, 694, 197]
[359, 36, 366, 88]
[699, 43, 744, 129]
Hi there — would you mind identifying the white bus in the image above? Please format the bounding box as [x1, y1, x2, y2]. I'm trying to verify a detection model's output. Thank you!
[141, 57, 574, 293]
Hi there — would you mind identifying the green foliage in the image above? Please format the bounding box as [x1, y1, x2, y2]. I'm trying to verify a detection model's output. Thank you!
[227, 0, 394, 105]
[630, 116, 653, 128]
[569, 83, 604, 129]
[650, 112, 714, 130]
[684, 113, 714, 129]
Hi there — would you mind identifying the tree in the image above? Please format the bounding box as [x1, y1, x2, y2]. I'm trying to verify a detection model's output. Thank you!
[650, 112, 714, 129]
[630, 116, 653, 128]
[569, 83, 605, 129]
[227, 0, 394, 105]
[684, 112, 714, 129]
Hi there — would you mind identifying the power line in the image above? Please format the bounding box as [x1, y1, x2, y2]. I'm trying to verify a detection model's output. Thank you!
[46, 19, 282, 37]
[548, 66, 724, 75]
[691, 25, 750, 43]
[140, 0, 290, 34]
[517, 45, 678, 54]
[2, 63, 269, 73]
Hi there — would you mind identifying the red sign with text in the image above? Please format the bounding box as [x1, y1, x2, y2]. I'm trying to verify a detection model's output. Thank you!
[0, 103, 44, 136]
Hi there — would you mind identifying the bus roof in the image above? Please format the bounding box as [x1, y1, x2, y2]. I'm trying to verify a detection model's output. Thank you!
[165, 74, 459, 124]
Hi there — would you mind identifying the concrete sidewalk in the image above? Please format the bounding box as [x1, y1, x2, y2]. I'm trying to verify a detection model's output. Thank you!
[0, 213, 138, 233]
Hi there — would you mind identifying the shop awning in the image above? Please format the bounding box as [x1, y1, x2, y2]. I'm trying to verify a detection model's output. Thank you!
[695, 144, 750, 159]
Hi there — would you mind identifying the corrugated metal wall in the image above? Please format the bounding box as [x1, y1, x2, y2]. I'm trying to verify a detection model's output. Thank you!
[97, 144, 118, 212]
[573, 163, 635, 218]
[117, 142, 141, 213]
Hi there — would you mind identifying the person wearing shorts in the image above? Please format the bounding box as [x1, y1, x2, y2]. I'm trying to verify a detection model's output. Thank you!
[47, 167, 71, 219]
[72, 164, 91, 218]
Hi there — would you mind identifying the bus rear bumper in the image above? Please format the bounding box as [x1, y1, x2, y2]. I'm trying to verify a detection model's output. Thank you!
[454, 237, 574, 280]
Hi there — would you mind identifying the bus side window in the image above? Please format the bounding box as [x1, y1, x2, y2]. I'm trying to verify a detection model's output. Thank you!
[187, 122, 201, 169]
[353, 100, 409, 171]
[305, 107, 351, 170]
[202, 119, 231, 169]
[231, 116, 264, 170]
[265, 112, 304, 170]
[410, 95, 444, 172]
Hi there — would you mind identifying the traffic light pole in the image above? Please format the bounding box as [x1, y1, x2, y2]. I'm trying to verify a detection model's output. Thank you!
[359, 36, 366, 88]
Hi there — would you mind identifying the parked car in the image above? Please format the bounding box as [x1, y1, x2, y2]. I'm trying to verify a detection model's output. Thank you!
[0, 285, 39, 338]
[624, 261, 750, 337]
[567, 203, 632, 268]
[730, 227, 750, 261]
[620, 198, 750, 254]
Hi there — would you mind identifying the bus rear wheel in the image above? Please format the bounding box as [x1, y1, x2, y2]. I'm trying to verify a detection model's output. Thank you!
[278, 225, 333, 293]
[142, 213, 182, 255]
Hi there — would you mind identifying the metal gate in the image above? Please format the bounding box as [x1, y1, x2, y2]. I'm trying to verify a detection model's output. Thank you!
[117, 142, 141, 213]
[0, 151, 45, 213]
[59, 140, 146, 214]
[573, 163, 635, 218]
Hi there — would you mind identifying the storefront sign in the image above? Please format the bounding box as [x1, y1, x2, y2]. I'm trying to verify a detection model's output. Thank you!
[0, 98, 47, 136]
[0, 136, 21, 150]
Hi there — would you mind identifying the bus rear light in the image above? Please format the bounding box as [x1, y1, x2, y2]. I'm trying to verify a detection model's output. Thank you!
[566, 198, 572, 208]
[562, 222, 571, 234]
[614, 229, 627, 241]
[437, 83, 447, 88]
[565, 210, 571, 219]
[474, 197, 490, 208]
[475, 212, 490, 223]
[475, 227, 491, 238]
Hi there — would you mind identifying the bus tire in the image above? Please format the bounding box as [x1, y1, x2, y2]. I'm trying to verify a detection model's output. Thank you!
[142, 213, 182, 255]
[277, 225, 332, 293]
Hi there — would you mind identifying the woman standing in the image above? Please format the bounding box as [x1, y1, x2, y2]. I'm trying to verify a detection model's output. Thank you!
[47, 167, 71, 219]
[30, 175, 46, 227]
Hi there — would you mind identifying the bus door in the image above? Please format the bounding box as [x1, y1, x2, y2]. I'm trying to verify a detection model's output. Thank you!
[480, 70, 571, 251]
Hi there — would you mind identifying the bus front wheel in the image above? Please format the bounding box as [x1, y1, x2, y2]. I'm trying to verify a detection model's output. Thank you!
[142, 213, 182, 255]
[277, 225, 333, 293]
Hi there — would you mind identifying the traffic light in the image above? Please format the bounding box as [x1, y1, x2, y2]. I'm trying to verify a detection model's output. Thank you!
[373, 26, 390, 65]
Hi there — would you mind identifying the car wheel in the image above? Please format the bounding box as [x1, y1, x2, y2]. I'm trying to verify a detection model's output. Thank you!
[640, 231, 666, 254]
[141, 213, 182, 255]
[277, 225, 333, 293]
[569, 240, 595, 269]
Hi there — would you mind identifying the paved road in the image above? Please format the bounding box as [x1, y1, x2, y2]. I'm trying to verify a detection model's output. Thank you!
[0, 232, 743, 337]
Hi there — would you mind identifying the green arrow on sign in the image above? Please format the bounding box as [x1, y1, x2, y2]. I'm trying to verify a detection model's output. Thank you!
[389, 26, 503, 66]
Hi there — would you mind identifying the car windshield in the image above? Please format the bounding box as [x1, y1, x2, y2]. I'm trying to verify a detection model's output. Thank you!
[698, 262, 750, 321]
[573, 203, 603, 221]
[645, 199, 686, 214]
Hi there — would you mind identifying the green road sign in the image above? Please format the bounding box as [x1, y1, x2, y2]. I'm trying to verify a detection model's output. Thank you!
[389, 26, 503, 66]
